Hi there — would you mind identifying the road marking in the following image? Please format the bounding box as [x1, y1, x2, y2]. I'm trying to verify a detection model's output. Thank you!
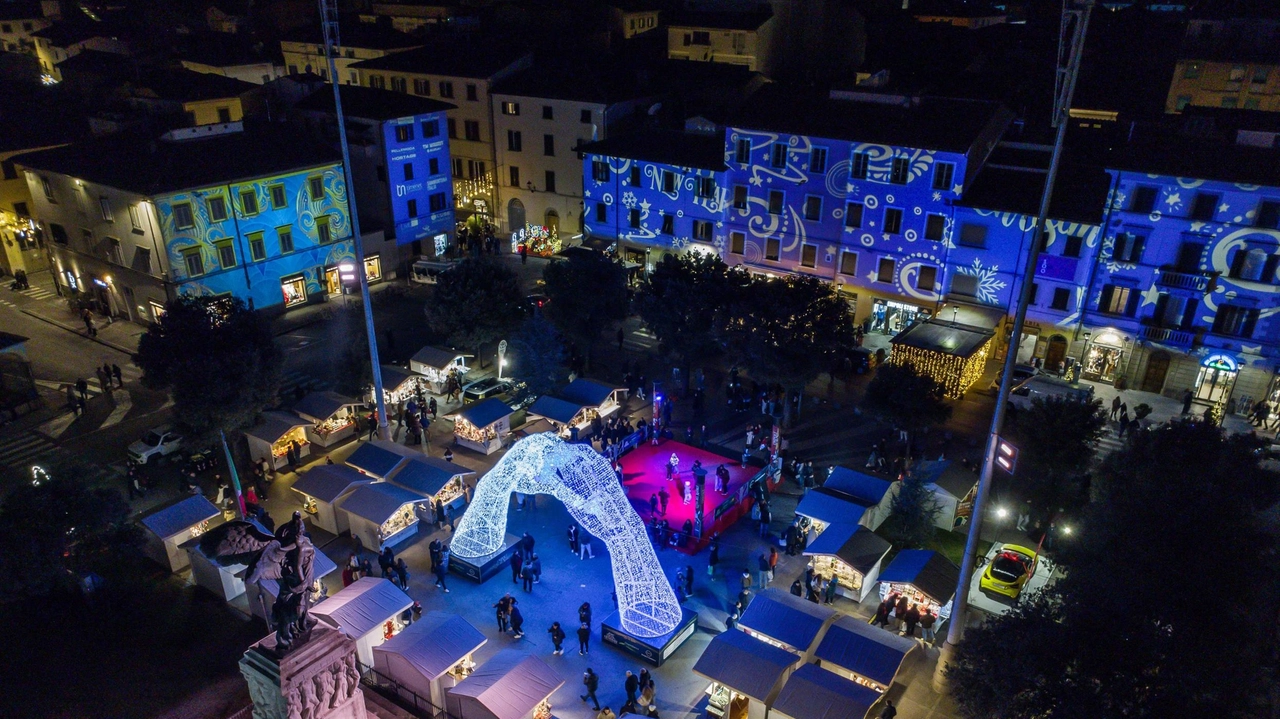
[101, 391, 133, 430]
[37, 411, 78, 439]
[0, 431, 60, 468]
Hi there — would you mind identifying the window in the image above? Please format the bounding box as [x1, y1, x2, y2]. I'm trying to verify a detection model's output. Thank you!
[429, 193, 447, 213]
[917, 265, 937, 291]
[595, 202, 607, 222]
[1253, 68, 1270, 85]
[851, 153, 868, 180]
[1221, 97, 1238, 109]
[768, 190, 784, 215]
[315, 216, 331, 244]
[580, 109, 592, 123]
[809, 147, 827, 174]
[501, 101, 520, 115]
[1100, 284, 1135, 316]
[958, 223, 986, 248]
[40, 176, 54, 203]
[128, 204, 141, 229]
[1229, 65, 1246, 82]
[183, 249, 204, 277]
[452, 158, 463, 178]
[1112, 232, 1145, 264]
[1246, 98, 1261, 110]
[464, 121, 480, 141]
[248, 232, 266, 261]
[134, 247, 151, 273]
[691, 31, 710, 45]
[730, 232, 745, 254]
[951, 273, 977, 296]
[1256, 200, 1280, 229]
[924, 214, 945, 241]
[1063, 233, 1083, 258]
[735, 138, 751, 164]
[697, 177, 716, 199]
[542, 106, 553, 120]
[770, 143, 787, 169]
[309, 176, 324, 202]
[543, 134, 554, 156]
[208, 195, 228, 222]
[507, 130, 522, 151]
[172, 202, 194, 229]
[406, 198, 418, 217]
[876, 258, 895, 283]
[733, 186, 748, 210]
[932, 162, 955, 191]
[1130, 186, 1158, 213]
[390, 77, 406, 93]
[592, 161, 611, 182]
[0, 160, 13, 180]
[803, 195, 822, 221]
[98, 196, 113, 221]
[629, 209, 640, 229]
[800, 244, 817, 268]
[624, 166, 637, 186]
[278, 226, 294, 253]
[448, 119, 457, 139]
[467, 160, 486, 179]
[368, 75, 385, 89]
[845, 202, 863, 228]
[1230, 246, 1277, 282]
[544, 171, 556, 193]
[240, 189, 259, 215]
[422, 120, 439, 138]
[395, 124, 414, 143]
[1213, 305, 1259, 338]
[429, 158, 439, 175]
[270, 184, 286, 209]
[662, 214, 674, 234]
[693, 220, 713, 240]
[49, 223, 67, 244]
[216, 107, 232, 123]
[883, 208, 903, 234]
[839, 251, 857, 276]
[81, 228, 93, 246]
[1191, 192, 1219, 220]
[1051, 287, 1070, 310]
[413, 79, 430, 95]
[439, 81, 454, 98]
[12, 202, 27, 219]
[662, 171, 675, 193]
[105, 237, 122, 264]
[890, 157, 909, 185]
[1029, 283, 1039, 305]
[765, 237, 780, 261]
[466, 84, 477, 101]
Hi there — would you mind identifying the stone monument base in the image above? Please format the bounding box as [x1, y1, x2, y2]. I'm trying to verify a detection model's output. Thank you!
[601, 607, 698, 667]
[449, 533, 520, 582]
[240, 626, 369, 719]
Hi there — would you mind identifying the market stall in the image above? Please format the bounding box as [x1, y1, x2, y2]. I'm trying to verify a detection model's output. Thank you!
[409, 346, 471, 393]
[877, 549, 960, 622]
[771, 663, 883, 719]
[346, 439, 421, 480]
[803, 523, 891, 602]
[525, 396, 584, 437]
[525, 378, 626, 438]
[291, 464, 375, 536]
[794, 489, 872, 542]
[453, 398, 515, 455]
[693, 629, 803, 719]
[387, 454, 474, 514]
[821, 468, 894, 531]
[738, 587, 837, 656]
[293, 391, 363, 447]
[337, 482, 427, 551]
[558, 378, 626, 417]
[245, 549, 338, 622]
[372, 611, 487, 711]
[444, 648, 564, 719]
[139, 495, 223, 572]
[311, 577, 413, 665]
[888, 319, 993, 399]
[377, 364, 431, 406]
[245, 411, 311, 471]
[813, 614, 916, 694]
[911, 460, 978, 531]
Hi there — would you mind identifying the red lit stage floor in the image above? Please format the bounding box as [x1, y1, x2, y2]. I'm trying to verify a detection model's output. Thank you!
[618, 439, 763, 554]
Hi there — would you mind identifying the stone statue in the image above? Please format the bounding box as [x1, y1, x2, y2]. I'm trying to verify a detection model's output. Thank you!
[298, 677, 319, 719]
[201, 511, 318, 653]
[344, 655, 360, 699]
[314, 669, 335, 711]
[333, 661, 350, 705]
[285, 686, 302, 719]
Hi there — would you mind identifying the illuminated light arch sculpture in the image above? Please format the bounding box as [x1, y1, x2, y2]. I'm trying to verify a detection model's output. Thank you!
[452, 433, 680, 638]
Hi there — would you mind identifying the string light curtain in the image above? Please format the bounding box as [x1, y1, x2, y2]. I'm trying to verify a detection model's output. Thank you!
[889, 341, 991, 399]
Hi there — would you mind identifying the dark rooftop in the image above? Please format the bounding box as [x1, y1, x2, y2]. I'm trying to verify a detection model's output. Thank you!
[580, 129, 727, 171]
[295, 84, 455, 120]
[490, 55, 654, 106]
[33, 21, 125, 47]
[175, 33, 282, 68]
[282, 20, 422, 51]
[131, 67, 259, 103]
[958, 159, 1111, 226]
[13, 123, 340, 196]
[910, 0, 1006, 18]
[666, 9, 772, 31]
[730, 85, 1009, 153]
[0, 1, 43, 21]
[349, 36, 530, 79]
[0, 89, 87, 153]
[890, 319, 993, 358]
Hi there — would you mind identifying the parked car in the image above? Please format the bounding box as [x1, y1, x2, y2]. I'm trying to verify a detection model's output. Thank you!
[1008, 374, 1094, 409]
[461, 377, 524, 401]
[523, 294, 550, 315]
[989, 364, 1039, 393]
[128, 426, 183, 464]
[979, 544, 1038, 599]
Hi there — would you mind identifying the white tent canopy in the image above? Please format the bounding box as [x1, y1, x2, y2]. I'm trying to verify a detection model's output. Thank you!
[376, 612, 487, 681]
[446, 649, 563, 719]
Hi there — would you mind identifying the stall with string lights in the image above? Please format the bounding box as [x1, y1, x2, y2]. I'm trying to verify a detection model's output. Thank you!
[888, 319, 993, 399]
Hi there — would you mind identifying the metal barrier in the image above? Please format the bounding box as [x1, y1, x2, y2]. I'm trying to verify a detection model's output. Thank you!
[357, 660, 444, 718]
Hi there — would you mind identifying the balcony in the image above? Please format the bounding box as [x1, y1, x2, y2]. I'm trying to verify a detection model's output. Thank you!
[1155, 268, 1212, 293]
[1139, 321, 1199, 348]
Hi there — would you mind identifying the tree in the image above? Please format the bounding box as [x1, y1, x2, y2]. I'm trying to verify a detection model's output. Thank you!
[885, 473, 941, 548]
[423, 257, 523, 366]
[949, 421, 1280, 719]
[134, 295, 281, 449]
[862, 362, 952, 458]
[542, 251, 628, 371]
[1003, 395, 1106, 515]
[635, 253, 748, 392]
[330, 307, 372, 398]
[719, 274, 855, 427]
[508, 314, 567, 401]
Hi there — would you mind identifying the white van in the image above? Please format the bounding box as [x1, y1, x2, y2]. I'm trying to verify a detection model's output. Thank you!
[1008, 375, 1094, 409]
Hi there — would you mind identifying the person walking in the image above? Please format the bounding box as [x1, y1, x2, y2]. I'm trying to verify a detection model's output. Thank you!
[433, 560, 449, 592]
[878, 699, 897, 719]
[394, 559, 409, 589]
[568, 524, 580, 554]
[531, 553, 542, 584]
[579, 534, 594, 559]
[75, 377, 88, 402]
[379, 547, 395, 578]
[624, 671, 639, 705]
[82, 309, 96, 337]
[510, 550, 523, 583]
[684, 564, 694, 596]
[66, 385, 79, 416]
[509, 604, 524, 638]
[1110, 394, 1121, 420]
[707, 536, 719, 576]
[1182, 388, 1194, 415]
[919, 609, 937, 643]
[579, 601, 592, 628]
[548, 621, 566, 655]
[873, 598, 892, 628]
[112, 363, 123, 388]
[581, 668, 601, 710]
[757, 553, 770, 588]
[577, 622, 591, 655]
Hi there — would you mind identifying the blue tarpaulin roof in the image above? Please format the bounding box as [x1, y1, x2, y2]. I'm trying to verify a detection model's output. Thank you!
[456, 397, 514, 428]
[140, 494, 221, 539]
[389, 455, 473, 497]
[558, 378, 620, 407]
[375, 611, 487, 680]
[773, 663, 881, 719]
[804, 524, 891, 574]
[795, 488, 869, 525]
[291, 465, 374, 503]
[814, 614, 916, 687]
[739, 588, 836, 653]
[346, 440, 418, 479]
[338, 482, 423, 524]
[693, 628, 799, 702]
[823, 467, 892, 505]
[527, 395, 583, 424]
[878, 550, 960, 604]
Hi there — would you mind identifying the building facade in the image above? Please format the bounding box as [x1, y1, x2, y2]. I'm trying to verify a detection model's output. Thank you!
[1165, 14, 1280, 113]
[666, 10, 775, 75]
[0, 4, 51, 55]
[31, 24, 129, 81]
[279, 24, 421, 85]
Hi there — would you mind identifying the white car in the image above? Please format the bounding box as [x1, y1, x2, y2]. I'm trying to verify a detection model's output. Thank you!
[128, 426, 183, 464]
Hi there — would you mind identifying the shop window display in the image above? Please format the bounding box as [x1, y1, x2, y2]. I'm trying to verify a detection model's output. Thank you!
[1082, 343, 1124, 382]
[871, 298, 929, 335]
[282, 276, 308, 307]
[380, 505, 417, 544]
[272, 426, 309, 461]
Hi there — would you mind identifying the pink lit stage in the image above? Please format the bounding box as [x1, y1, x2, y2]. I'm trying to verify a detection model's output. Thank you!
[618, 439, 769, 554]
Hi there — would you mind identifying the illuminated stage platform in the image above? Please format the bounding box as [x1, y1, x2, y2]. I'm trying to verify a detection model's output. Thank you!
[601, 606, 698, 666]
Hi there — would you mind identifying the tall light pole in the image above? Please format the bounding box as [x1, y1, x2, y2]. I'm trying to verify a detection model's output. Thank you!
[933, 0, 1095, 691]
[319, 0, 390, 441]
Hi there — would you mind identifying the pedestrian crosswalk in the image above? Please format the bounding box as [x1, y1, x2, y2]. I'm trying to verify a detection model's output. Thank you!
[0, 297, 16, 310]
[0, 430, 63, 470]
[623, 327, 659, 352]
[278, 368, 328, 402]
[16, 285, 57, 301]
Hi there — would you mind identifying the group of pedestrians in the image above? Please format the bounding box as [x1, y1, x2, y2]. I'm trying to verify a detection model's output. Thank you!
[508, 532, 542, 591]
[428, 538, 451, 592]
[579, 644, 659, 717]
[872, 591, 938, 642]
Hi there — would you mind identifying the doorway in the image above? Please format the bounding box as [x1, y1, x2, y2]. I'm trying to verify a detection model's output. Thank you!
[1195, 355, 1237, 403]
[1139, 351, 1171, 393]
[506, 198, 525, 235]
[544, 208, 559, 235]
[1045, 335, 1068, 373]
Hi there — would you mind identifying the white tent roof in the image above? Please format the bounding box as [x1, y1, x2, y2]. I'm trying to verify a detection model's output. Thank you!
[140, 495, 221, 540]
[448, 649, 563, 719]
[313, 577, 412, 639]
[373, 611, 487, 680]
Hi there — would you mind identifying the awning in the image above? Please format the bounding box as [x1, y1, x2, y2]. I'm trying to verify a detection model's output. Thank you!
[245, 411, 309, 444]
[773, 663, 880, 719]
[140, 495, 221, 540]
[389, 455, 473, 497]
[878, 550, 960, 604]
[526, 395, 584, 424]
[692, 629, 799, 703]
[346, 440, 420, 479]
[338, 482, 425, 524]
[374, 611, 487, 681]
[823, 468, 892, 505]
[292, 391, 361, 422]
[804, 524, 891, 575]
[814, 614, 916, 688]
[291, 465, 374, 503]
[558, 378, 622, 407]
[410, 346, 467, 372]
[738, 588, 836, 653]
[456, 397, 514, 429]
[313, 577, 412, 639]
[447, 649, 564, 719]
[795, 488, 870, 525]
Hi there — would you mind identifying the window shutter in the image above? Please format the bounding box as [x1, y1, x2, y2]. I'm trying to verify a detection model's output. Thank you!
[1125, 288, 1140, 316]
[1230, 248, 1245, 276]
[1244, 309, 1259, 338]
[1181, 298, 1198, 329]
[1128, 236, 1144, 263]
[1100, 285, 1113, 312]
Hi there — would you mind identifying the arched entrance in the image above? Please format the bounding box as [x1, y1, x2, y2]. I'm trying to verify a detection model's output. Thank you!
[1140, 350, 1171, 393]
[544, 208, 559, 235]
[1195, 353, 1237, 403]
[1044, 335, 1068, 373]
[506, 198, 525, 235]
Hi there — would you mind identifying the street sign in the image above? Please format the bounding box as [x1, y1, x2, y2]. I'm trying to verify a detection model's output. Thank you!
[996, 437, 1018, 474]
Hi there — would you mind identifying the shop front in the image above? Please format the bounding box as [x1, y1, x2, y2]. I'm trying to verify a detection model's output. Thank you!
[377, 365, 431, 407]
[312, 577, 413, 666]
[876, 549, 960, 623]
[1195, 353, 1238, 404]
[337, 482, 426, 551]
[738, 588, 837, 655]
[290, 464, 375, 536]
[372, 612, 487, 713]
[325, 254, 383, 297]
[693, 629, 802, 719]
[870, 298, 931, 336]
[795, 489, 872, 543]
[803, 523, 892, 602]
[281, 273, 310, 308]
[1082, 331, 1127, 383]
[813, 614, 916, 695]
[293, 391, 363, 448]
[452, 398, 515, 455]
[245, 411, 311, 471]
[386, 454, 474, 515]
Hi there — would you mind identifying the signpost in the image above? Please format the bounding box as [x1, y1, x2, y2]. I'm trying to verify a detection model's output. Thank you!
[497, 339, 507, 381]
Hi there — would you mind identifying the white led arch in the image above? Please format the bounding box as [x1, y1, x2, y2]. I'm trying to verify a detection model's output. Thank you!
[452, 433, 681, 638]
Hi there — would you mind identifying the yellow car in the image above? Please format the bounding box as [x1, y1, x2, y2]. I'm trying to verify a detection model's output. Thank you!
[980, 544, 1037, 599]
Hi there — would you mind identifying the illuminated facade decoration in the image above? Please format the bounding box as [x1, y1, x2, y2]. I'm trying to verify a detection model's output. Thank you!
[510, 223, 560, 256]
[889, 321, 993, 399]
[452, 433, 681, 638]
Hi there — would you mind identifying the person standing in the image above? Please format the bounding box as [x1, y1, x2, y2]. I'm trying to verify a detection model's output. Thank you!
[494, 596, 511, 632]
[580, 668, 600, 709]
[75, 377, 88, 402]
[510, 550, 523, 584]
[82, 309, 96, 337]
[624, 671, 639, 705]
[919, 609, 937, 643]
[707, 536, 719, 576]
[740, 568, 752, 595]
[879, 699, 897, 719]
[579, 533, 594, 559]
[579, 601, 592, 629]
[568, 524, 580, 554]
[531, 553, 542, 584]
[577, 621, 591, 655]
[111, 363, 123, 388]
[1182, 388, 1194, 415]
[548, 621, 566, 655]
[379, 547, 395, 578]
[1110, 394, 1121, 420]
[903, 603, 920, 637]
[658, 488, 669, 516]
[394, 558, 409, 589]
[824, 577, 839, 605]
[768, 547, 778, 583]
[757, 553, 770, 588]
[521, 556, 534, 592]
[894, 594, 910, 632]
[509, 604, 524, 638]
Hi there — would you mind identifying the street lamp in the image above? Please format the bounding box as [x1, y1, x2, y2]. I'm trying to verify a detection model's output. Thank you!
[995, 506, 1008, 519]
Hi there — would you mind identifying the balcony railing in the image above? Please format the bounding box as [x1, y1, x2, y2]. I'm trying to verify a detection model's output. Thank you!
[1139, 324, 1198, 347]
[1155, 268, 1211, 292]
